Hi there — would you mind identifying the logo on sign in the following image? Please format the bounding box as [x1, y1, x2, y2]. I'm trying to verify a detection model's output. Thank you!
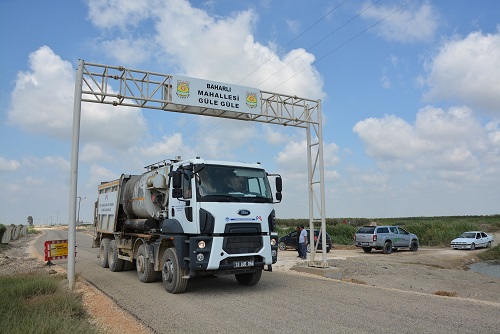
[176, 80, 190, 98]
[238, 209, 251, 216]
[246, 92, 257, 108]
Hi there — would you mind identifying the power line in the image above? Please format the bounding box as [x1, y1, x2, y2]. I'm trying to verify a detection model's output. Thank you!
[270, 0, 417, 92]
[257, 0, 383, 88]
[237, 0, 350, 85]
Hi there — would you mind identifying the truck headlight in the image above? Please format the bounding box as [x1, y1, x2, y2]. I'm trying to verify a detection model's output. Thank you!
[270, 238, 276, 246]
[198, 240, 206, 249]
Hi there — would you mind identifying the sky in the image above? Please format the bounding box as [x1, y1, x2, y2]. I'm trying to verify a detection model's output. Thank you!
[1, 0, 499, 225]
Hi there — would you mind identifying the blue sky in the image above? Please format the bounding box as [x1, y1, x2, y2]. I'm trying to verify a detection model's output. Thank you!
[1, 0, 499, 225]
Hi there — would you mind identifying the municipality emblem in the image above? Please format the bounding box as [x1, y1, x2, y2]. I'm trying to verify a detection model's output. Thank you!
[176, 80, 190, 98]
[246, 92, 257, 108]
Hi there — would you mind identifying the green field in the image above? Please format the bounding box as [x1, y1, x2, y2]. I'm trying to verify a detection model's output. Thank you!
[276, 215, 500, 247]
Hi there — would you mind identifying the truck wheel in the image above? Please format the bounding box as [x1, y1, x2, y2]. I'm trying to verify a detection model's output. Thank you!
[487, 241, 492, 248]
[235, 269, 262, 286]
[470, 243, 475, 250]
[382, 241, 392, 254]
[362, 247, 372, 253]
[108, 240, 124, 272]
[162, 248, 188, 294]
[278, 242, 286, 251]
[410, 240, 419, 252]
[326, 247, 331, 253]
[136, 244, 156, 283]
[99, 239, 110, 268]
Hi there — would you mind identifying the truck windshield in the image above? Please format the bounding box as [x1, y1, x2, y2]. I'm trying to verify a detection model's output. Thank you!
[196, 165, 273, 203]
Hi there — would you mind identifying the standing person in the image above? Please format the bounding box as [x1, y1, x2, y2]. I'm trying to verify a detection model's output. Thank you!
[298, 225, 308, 259]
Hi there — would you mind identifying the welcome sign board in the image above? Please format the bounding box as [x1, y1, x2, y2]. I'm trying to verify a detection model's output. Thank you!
[172, 75, 261, 114]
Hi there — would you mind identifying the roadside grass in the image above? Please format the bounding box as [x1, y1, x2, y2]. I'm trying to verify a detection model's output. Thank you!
[0, 273, 100, 334]
[276, 215, 500, 247]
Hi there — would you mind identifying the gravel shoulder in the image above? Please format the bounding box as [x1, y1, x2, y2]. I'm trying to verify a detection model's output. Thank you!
[275, 234, 500, 304]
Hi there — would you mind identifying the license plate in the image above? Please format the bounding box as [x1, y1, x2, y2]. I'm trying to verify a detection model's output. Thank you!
[234, 260, 254, 268]
[360, 242, 369, 246]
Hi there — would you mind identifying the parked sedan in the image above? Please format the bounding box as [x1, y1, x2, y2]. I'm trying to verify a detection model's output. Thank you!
[450, 231, 493, 250]
[278, 229, 332, 253]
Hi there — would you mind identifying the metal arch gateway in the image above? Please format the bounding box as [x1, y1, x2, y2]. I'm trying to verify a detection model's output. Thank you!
[67, 60, 327, 289]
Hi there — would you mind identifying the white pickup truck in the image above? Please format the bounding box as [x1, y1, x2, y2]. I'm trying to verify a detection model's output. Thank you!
[354, 226, 419, 254]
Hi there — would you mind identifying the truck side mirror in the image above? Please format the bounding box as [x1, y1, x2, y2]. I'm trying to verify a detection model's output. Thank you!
[275, 176, 282, 202]
[275, 176, 282, 192]
[171, 170, 182, 198]
[172, 170, 182, 189]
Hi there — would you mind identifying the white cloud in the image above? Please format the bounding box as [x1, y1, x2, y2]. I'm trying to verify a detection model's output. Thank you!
[86, 0, 151, 29]
[7, 46, 148, 150]
[423, 30, 500, 114]
[353, 106, 500, 185]
[101, 38, 153, 66]
[361, 1, 439, 43]
[0, 156, 21, 172]
[87, 163, 119, 188]
[80, 144, 110, 163]
[87, 0, 325, 99]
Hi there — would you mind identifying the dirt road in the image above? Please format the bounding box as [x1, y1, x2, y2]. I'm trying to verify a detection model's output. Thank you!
[275, 234, 500, 303]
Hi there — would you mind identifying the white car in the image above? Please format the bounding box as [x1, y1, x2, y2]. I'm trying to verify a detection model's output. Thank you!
[450, 231, 493, 250]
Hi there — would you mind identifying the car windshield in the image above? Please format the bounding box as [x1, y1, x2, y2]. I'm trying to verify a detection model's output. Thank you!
[459, 232, 476, 238]
[196, 164, 273, 203]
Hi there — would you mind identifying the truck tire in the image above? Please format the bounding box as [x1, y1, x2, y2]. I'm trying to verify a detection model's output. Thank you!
[99, 238, 110, 268]
[108, 240, 124, 272]
[470, 243, 475, 250]
[382, 241, 392, 254]
[235, 269, 262, 286]
[410, 240, 419, 252]
[162, 248, 188, 294]
[362, 247, 372, 253]
[136, 244, 156, 283]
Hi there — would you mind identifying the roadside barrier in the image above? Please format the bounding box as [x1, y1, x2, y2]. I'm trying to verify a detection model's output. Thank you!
[1, 224, 27, 244]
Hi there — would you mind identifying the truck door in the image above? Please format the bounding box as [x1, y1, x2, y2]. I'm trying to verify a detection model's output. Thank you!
[170, 167, 197, 233]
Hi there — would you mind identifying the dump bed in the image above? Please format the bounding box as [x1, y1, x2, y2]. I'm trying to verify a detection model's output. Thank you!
[95, 179, 121, 233]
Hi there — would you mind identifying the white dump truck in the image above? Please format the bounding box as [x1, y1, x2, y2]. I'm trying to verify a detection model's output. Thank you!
[93, 157, 281, 293]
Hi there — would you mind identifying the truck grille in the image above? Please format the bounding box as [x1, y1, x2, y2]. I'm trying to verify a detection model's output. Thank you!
[223, 235, 263, 254]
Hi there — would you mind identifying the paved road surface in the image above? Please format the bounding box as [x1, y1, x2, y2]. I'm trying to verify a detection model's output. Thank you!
[36, 229, 500, 334]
